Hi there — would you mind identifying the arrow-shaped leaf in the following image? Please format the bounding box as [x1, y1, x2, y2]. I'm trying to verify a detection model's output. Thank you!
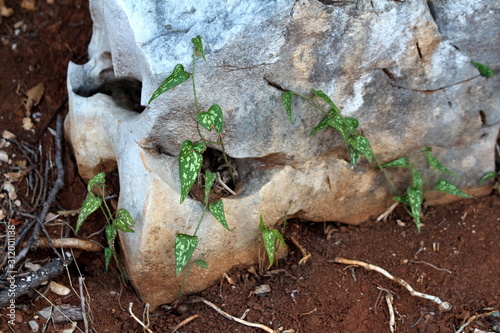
[209, 200, 230, 231]
[75, 192, 102, 234]
[311, 89, 339, 111]
[148, 64, 191, 104]
[381, 156, 410, 168]
[423, 151, 457, 176]
[87, 172, 105, 193]
[204, 170, 216, 205]
[435, 179, 473, 198]
[179, 140, 206, 203]
[282, 91, 293, 123]
[174, 234, 199, 276]
[197, 104, 223, 133]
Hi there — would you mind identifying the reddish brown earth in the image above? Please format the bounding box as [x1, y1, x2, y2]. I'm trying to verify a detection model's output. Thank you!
[0, 2, 499, 332]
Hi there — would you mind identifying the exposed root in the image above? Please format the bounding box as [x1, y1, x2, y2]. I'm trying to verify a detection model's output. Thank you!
[332, 257, 452, 312]
[172, 314, 199, 332]
[128, 303, 154, 333]
[290, 236, 311, 265]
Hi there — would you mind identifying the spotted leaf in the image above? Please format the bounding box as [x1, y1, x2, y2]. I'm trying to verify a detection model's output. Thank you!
[209, 200, 230, 231]
[311, 89, 339, 111]
[179, 140, 205, 203]
[282, 91, 293, 123]
[381, 157, 410, 168]
[174, 234, 199, 276]
[87, 172, 105, 193]
[148, 64, 191, 104]
[435, 179, 473, 198]
[105, 224, 118, 245]
[423, 151, 457, 177]
[114, 209, 135, 233]
[204, 170, 216, 205]
[197, 104, 223, 133]
[75, 192, 102, 235]
[104, 247, 113, 271]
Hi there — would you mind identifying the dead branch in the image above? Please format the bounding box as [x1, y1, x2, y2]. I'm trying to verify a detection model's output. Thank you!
[0, 257, 71, 307]
[332, 257, 452, 311]
[23, 238, 102, 252]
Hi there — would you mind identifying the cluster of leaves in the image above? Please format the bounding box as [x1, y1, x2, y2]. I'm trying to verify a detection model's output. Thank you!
[76, 172, 135, 272]
[283, 90, 373, 165]
[148, 36, 231, 284]
[282, 90, 473, 232]
[382, 148, 472, 232]
[259, 215, 286, 268]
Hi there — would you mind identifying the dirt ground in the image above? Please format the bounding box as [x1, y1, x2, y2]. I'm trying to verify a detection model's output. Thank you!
[0, 2, 499, 333]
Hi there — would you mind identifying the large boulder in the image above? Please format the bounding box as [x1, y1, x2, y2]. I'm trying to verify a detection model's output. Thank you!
[65, 0, 499, 308]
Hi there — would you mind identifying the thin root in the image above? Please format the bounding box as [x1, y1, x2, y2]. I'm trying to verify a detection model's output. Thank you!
[332, 257, 452, 311]
[172, 314, 199, 332]
[202, 299, 275, 333]
[128, 303, 154, 333]
[290, 236, 311, 265]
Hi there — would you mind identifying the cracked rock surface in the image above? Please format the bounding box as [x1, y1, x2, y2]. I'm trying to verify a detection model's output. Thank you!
[65, 0, 499, 308]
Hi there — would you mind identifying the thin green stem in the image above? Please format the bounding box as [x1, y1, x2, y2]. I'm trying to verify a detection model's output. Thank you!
[373, 155, 398, 195]
[179, 261, 193, 298]
[193, 205, 208, 237]
[292, 92, 330, 116]
[191, 52, 200, 114]
[218, 134, 236, 185]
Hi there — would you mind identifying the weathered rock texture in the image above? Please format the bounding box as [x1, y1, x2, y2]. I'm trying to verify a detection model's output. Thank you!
[65, 0, 499, 308]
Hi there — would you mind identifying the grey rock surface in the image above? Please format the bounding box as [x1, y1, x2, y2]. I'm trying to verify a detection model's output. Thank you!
[65, 0, 499, 308]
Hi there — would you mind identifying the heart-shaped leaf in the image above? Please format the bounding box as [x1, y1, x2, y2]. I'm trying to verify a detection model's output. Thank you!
[179, 140, 206, 203]
[87, 172, 105, 193]
[209, 200, 230, 231]
[174, 234, 199, 276]
[148, 64, 191, 104]
[195, 259, 208, 269]
[115, 209, 135, 229]
[75, 192, 102, 234]
[197, 104, 223, 133]
[191, 35, 206, 61]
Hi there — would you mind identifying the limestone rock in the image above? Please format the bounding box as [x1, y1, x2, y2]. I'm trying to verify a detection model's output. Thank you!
[65, 0, 499, 308]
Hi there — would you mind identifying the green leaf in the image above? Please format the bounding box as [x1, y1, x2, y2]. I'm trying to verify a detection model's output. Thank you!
[351, 135, 373, 163]
[209, 200, 230, 231]
[259, 215, 266, 233]
[179, 140, 205, 203]
[174, 234, 199, 276]
[471, 61, 494, 78]
[273, 229, 286, 248]
[423, 152, 457, 177]
[114, 216, 134, 233]
[191, 35, 206, 61]
[87, 172, 105, 193]
[204, 170, 216, 205]
[75, 192, 102, 234]
[407, 186, 423, 233]
[104, 247, 113, 271]
[197, 104, 223, 133]
[479, 171, 497, 184]
[309, 108, 338, 136]
[261, 229, 277, 265]
[327, 114, 349, 140]
[105, 224, 118, 245]
[148, 64, 191, 104]
[435, 179, 473, 198]
[311, 89, 339, 111]
[195, 259, 208, 269]
[393, 194, 408, 205]
[411, 167, 423, 189]
[348, 145, 363, 166]
[116, 209, 135, 228]
[344, 117, 359, 132]
[282, 91, 293, 123]
[381, 157, 410, 168]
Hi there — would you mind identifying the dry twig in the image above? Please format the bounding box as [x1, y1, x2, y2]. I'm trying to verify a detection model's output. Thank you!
[171, 314, 199, 332]
[385, 293, 395, 333]
[79, 277, 89, 333]
[332, 257, 452, 311]
[290, 236, 311, 265]
[128, 303, 154, 333]
[23, 237, 102, 252]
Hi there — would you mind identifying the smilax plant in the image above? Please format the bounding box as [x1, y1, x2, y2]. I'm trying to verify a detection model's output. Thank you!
[282, 89, 472, 232]
[148, 36, 233, 293]
[75, 172, 135, 279]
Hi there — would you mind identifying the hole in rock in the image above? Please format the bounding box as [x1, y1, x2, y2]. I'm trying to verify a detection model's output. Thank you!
[478, 110, 486, 126]
[188, 147, 239, 202]
[74, 77, 145, 113]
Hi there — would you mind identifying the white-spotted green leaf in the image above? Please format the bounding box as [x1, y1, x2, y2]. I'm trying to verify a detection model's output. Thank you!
[174, 234, 199, 276]
[197, 104, 223, 133]
[148, 64, 191, 104]
[191, 35, 206, 61]
[104, 247, 113, 271]
[209, 200, 230, 231]
[204, 170, 216, 205]
[424, 152, 457, 176]
[393, 194, 409, 205]
[344, 117, 359, 132]
[87, 172, 105, 193]
[113, 214, 134, 233]
[105, 224, 118, 245]
[259, 215, 285, 266]
[282, 91, 293, 123]
[411, 167, 423, 189]
[381, 157, 410, 168]
[195, 259, 208, 269]
[116, 209, 135, 228]
[311, 89, 338, 111]
[179, 140, 205, 203]
[327, 115, 349, 140]
[471, 61, 494, 78]
[348, 145, 362, 166]
[310, 108, 337, 136]
[352, 135, 373, 163]
[75, 192, 102, 234]
[435, 179, 473, 198]
[479, 171, 497, 184]
[407, 186, 423, 233]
